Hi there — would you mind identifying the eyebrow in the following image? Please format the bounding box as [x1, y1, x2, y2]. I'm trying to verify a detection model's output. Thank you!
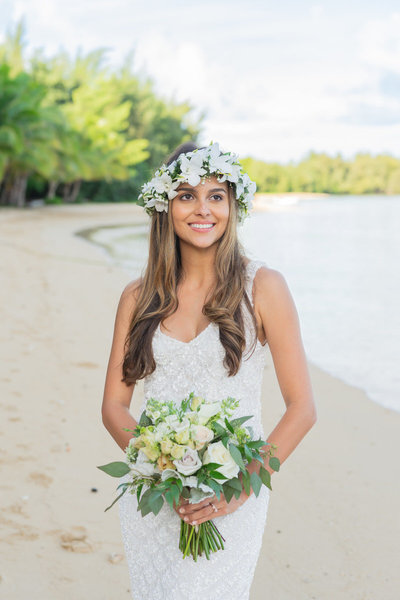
[178, 187, 227, 193]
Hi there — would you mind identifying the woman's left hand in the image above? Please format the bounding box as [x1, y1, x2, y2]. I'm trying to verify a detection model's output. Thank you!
[178, 489, 250, 526]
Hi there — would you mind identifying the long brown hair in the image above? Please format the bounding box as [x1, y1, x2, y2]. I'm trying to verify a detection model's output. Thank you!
[122, 142, 258, 385]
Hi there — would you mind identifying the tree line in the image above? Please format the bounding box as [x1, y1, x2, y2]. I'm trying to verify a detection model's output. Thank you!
[1, 23, 399, 208]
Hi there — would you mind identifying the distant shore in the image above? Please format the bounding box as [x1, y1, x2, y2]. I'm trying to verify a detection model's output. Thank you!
[0, 203, 398, 600]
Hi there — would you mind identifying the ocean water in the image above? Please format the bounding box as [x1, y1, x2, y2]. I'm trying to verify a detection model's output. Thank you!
[84, 195, 400, 413]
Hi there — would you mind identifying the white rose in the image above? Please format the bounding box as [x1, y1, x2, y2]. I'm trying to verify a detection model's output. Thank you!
[130, 449, 157, 477]
[203, 441, 240, 480]
[173, 447, 202, 476]
[191, 425, 214, 450]
[197, 402, 221, 425]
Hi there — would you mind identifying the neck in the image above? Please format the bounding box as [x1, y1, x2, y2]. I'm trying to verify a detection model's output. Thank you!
[178, 241, 218, 288]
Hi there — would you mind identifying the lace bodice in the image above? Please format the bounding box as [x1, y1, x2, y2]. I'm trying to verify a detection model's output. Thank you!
[119, 258, 270, 600]
[141, 259, 268, 437]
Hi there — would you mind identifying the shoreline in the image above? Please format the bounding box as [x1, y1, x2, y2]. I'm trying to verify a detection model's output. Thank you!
[0, 203, 398, 599]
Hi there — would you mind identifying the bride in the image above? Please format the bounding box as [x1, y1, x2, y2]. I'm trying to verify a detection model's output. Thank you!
[101, 141, 317, 599]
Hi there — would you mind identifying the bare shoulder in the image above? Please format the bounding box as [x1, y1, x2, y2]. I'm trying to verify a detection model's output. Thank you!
[253, 265, 290, 297]
[253, 266, 297, 320]
[117, 277, 143, 320]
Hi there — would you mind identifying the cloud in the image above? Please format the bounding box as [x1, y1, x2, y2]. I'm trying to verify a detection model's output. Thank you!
[357, 12, 400, 74]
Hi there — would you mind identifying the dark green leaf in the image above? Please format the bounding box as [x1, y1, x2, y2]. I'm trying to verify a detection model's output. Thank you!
[242, 469, 251, 495]
[224, 417, 234, 434]
[209, 470, 227, 480]
[97, 461, 130, 477]
[136, 483, 144, 504]
[225, 477, 242, 492]
[212, 422, 226, 437]
[164, 489, 175, 508]
[204, 462, 223, 471]
[138, 411, 152, 427]
[223, 484, 234, 503]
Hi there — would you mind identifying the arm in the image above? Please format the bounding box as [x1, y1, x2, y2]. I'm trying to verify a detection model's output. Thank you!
[247, 266, 317, 480]
[101, 279, 142, 452]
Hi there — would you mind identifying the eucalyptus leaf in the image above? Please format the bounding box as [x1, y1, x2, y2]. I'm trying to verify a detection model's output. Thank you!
[207, 478, 222, 500]
[259, 465, 272, 490]
[269, 456, 280, 472]
[250, 472, 262, 497]
[224, 417, 234, 434]
[241, 469, 251, 495]
[223, 484, 235, 503]
[230, 415, 253, 428]
[229, 443, 245, 471]
[97, 461, 130, 477]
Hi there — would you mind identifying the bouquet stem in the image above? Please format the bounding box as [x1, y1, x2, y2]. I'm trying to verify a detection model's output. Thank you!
[179, 519, 225, 561]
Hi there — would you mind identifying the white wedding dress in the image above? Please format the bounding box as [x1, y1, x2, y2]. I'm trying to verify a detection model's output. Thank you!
[118, 259, 270, 600]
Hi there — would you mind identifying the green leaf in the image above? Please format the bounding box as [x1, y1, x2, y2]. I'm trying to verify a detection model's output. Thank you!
[259, 466, 272, 490]
[97, 461, 130, 477]
[206, 478, 222, 500]
[247, 440, 266, 450]
[138, 411, 152, 427]
[136, 483, 144, 504]
[149, 493, 164, 515]
[244, 444, 254, 463]
[170, 484, 180, 506]
[250, 472, 262, 497]
[225, 477, 242, 492]
[204, 462, 223, 471]
[224, 417, 234, 434]
[212, 422, 226, 437]
[209, 471, 227, 480]
[242, 469, 251, 495]
[104, 486, 128, 512]
[230, 415, 253, 428]
[223, 484, 235, 503]
[164, 489, 175, 508]
[269, 457, 280, 472]
[229, 443, 245, 471]
[221, 436, 229, 449]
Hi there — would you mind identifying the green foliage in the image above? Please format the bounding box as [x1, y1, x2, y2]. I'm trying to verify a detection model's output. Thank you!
[241, 150, 400, 195]
[0, 21, 202, 206]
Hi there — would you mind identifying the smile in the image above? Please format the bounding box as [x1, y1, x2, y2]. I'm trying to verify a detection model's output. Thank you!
[188, 223, 215, 231]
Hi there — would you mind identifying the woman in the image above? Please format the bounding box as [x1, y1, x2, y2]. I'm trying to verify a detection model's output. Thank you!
[101, 141, 317, 599]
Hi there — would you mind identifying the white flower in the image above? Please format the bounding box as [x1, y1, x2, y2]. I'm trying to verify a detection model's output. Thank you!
[203, 441, 240, 481]
[179, 153, 207, 186]
[190, 425, 214, 450]
[173, 447, 202, 476]
[197, 402, 221, 426]
[130, 449, 158, 477]
[153, 422, 170, 443]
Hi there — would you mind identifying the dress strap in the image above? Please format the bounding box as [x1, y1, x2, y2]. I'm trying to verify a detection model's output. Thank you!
[245, 259, 268, 308]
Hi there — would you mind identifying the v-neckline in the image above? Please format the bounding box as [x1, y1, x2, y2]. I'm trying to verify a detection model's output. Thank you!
[157, 321, 214, 346]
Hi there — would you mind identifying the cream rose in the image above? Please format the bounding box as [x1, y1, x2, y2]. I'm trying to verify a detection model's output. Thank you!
[197, 402, 221, 425]
[203, 441, 240, 480]
[191, 425, 214, 450]
[173, 447, 202, 476]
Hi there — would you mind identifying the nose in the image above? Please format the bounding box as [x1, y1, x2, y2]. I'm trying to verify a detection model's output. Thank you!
[195, 196, 211, 217]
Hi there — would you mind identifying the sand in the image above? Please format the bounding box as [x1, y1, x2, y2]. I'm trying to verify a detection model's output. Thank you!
[0, 202, 398, 600]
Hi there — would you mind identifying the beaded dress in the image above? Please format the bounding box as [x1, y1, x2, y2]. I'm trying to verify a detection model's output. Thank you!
[118, 259, 270, 600]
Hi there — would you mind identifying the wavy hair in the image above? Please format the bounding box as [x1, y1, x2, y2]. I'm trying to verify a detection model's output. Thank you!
[122, 141, 258, 385]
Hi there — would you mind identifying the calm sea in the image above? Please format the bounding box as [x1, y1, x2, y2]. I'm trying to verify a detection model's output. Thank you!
[85, 195, 400, 413]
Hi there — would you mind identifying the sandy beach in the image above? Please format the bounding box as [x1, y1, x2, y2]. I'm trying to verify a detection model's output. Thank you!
[0, 202, 398, 600]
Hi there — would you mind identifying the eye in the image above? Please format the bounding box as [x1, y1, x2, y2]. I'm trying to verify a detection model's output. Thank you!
[180, 193, 193, 200]
[211, 194, 223, 201]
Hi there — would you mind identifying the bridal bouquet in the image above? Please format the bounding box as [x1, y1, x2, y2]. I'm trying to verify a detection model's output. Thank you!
[98, 392, 280, 561]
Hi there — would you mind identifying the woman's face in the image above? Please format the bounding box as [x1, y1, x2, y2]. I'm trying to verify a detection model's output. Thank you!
[171, 176, 230, 249]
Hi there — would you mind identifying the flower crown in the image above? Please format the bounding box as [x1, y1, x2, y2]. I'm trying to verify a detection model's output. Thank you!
[137, 141, 256, 224]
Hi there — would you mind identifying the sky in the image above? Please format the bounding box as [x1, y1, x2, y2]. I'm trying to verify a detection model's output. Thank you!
[1, 0, 400, 163]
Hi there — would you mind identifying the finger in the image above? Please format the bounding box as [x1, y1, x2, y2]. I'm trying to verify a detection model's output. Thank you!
[184, 504, 219, 524]
[181, 496, 217, 515]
